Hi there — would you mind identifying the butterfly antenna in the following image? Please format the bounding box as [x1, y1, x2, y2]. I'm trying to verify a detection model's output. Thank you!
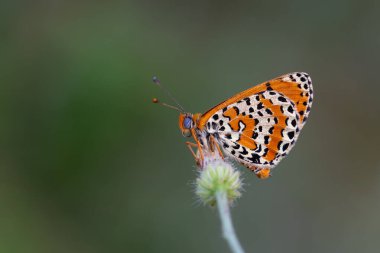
[152, 76, 185, 112]
[152, 98, 183, 112]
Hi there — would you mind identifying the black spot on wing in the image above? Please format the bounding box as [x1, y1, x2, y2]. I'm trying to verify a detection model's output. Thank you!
[277, 141, 283, 150]
[265, 108, 272, 115]
[255, 144, 262, 153]
[278, 96, 287, 102]
[233, 106, 240, 115]
[240, 147, 248, 155]
[266, 82, 273, 91]
[248, 153, 261, 164]
[263, 148, 269, 157]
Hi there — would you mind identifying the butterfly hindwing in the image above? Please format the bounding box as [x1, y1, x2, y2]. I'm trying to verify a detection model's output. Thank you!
[205, 90, 299, 169]
[270, 72, 313, 126]
[200, 72, 313, 172]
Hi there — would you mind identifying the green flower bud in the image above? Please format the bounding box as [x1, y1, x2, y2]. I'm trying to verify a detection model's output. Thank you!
[196, 158, 242, 206]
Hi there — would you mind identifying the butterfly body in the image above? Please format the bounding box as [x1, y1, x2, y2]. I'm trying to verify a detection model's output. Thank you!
[178, 72, 313, 179]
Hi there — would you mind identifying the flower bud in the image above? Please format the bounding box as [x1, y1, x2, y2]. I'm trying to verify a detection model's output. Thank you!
[195, 157, 242, 206]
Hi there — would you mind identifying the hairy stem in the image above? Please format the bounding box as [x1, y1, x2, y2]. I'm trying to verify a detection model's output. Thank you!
[216, 191, 245, 253]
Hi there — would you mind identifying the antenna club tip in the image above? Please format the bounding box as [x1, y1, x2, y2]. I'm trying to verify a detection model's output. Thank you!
[152, 98, 159, 103]
[152, 75, 160, 85]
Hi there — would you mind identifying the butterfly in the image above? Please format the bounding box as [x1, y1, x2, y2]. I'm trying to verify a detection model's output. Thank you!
[155, 72, 313, 179]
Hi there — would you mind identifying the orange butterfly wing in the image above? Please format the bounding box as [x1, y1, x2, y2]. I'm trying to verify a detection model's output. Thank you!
[197, 72, 313, 177]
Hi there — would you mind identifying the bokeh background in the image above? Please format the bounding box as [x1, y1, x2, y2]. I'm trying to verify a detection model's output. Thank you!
[1, 1, 380, 252]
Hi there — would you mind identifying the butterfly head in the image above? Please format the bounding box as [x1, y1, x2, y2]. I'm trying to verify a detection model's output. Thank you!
[179, 113, 201, 137]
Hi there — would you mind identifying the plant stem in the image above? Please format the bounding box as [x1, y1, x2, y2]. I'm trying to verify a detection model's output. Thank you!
[216, 191, 245, 253]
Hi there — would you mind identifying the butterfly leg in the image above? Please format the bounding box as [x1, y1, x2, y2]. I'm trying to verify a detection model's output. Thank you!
[185, 141, 203, 167]
[187, 129, 206, 168]
[197, 141, 204, 167]
[209, 135, 224, 159]
[185, 141, 198, 159]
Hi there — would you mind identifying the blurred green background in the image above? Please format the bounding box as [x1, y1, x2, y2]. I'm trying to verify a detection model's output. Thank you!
[1, 1, 380, 252]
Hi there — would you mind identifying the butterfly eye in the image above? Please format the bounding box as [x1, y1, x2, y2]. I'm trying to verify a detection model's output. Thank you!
[182, 129, 192, 137]
[183, 116, 193, 129]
